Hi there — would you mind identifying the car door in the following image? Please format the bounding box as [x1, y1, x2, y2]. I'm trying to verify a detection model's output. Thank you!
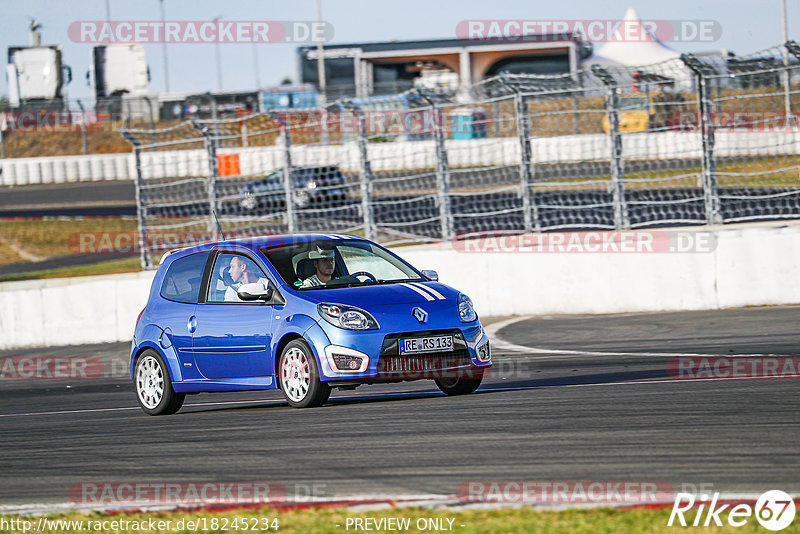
[155, 251, 210, 378]
[191, 251, 274, 379]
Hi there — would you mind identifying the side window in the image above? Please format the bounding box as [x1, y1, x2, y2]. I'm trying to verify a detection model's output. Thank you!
[207, 253, 269, 303]
[160, 252, 208, 304]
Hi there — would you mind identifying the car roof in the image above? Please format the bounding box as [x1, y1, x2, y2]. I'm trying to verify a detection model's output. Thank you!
[164, 233, 363, 261]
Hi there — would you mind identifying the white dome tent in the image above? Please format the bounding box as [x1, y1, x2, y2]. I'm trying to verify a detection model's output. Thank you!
[584, 8, 693, 90]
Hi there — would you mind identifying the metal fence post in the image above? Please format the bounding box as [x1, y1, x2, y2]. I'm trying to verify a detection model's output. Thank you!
[681, 54, 721, 225]
[274, 113, 297, 234]
[347, 103, 376, 241]
[191, 119, 220, 240]
[515, 92, 538, 232]
[591, 65, 630, 230]
[500, 75, 539, 233]
[120, 128, 152, 270]
[76, 99, 88, 155]
[417, 90, 453, 241]
[786, 41, 800, 126]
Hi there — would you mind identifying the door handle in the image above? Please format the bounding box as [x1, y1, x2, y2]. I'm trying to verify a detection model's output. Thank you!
[188, 316, 197, 334]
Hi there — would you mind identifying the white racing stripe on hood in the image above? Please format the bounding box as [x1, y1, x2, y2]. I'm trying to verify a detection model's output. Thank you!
[400, 283, 435, 301]
[410, 282, 445, 300]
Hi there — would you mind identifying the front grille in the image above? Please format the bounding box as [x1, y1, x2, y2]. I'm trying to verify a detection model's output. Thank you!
[376, 349, 472, 377]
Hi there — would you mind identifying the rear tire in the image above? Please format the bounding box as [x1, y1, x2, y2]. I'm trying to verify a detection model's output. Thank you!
[435, 371, 483, 396]
[278, 339, 331, 408]
[134, 349, 185, 415]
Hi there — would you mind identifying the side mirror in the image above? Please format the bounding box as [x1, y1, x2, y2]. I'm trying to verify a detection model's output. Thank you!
[421, 269, 438, 282]
[237, 283, 273, 301]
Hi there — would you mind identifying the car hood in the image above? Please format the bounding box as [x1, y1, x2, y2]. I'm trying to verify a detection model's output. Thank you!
[295, 281, 459, 307]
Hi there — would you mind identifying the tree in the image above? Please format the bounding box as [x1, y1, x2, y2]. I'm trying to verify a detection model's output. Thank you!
[0, 95, 8, 111]
[280, 77, 292, 85]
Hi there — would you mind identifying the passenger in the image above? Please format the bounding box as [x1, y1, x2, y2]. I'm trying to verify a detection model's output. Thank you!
[301, 248, 336, 287]
[224, 256, 269, 301]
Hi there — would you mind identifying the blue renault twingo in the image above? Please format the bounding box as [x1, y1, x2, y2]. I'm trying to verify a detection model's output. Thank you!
[131, 234, 491, 415]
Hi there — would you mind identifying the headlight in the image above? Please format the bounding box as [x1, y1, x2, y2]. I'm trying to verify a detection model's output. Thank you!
[458, 293, 477, 322]
[318, 303, 379, 330]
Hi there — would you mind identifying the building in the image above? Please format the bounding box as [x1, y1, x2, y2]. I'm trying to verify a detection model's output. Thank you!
[297, 35, 593, 99]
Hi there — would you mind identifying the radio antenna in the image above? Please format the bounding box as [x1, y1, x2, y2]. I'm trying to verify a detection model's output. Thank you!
[212, 210, 226, 241]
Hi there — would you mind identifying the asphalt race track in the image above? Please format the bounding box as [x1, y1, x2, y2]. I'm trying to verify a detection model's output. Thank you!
[1, 306, 798, 509]
[0, 182, 136, 217]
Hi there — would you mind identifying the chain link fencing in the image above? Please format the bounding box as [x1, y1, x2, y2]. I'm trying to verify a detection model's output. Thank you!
[121, 41, 800, 269]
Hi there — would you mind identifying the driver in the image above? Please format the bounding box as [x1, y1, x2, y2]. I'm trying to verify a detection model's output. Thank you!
[301, 247, 336, 287]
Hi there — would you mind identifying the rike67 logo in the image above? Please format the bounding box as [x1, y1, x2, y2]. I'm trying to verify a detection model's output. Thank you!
[668, 490, 796, 531]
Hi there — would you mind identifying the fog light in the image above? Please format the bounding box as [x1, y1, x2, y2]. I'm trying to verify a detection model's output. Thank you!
[476, 340, 491, 362]
[333, 354, 365, 371]
[324, 345, 370, 373]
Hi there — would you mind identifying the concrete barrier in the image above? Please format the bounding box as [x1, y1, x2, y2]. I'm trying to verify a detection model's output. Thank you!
[0, 271, 155, 349]
[1, 221, 799, 350]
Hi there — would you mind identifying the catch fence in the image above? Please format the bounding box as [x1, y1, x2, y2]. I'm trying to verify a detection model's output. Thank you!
[121, 42, 800, 269]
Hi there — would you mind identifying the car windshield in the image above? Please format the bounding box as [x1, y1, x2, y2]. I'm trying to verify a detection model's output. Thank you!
[260, 239, 423, 290]
[261, 171, 282, 182]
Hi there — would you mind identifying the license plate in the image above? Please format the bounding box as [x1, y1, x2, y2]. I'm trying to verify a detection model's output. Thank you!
[400, 335, 454, 354]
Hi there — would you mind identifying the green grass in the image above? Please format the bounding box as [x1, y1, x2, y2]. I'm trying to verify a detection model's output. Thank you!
[0, 218, 139, 265]
[0, 218, 143, 281]
[0, 504, 789, 533]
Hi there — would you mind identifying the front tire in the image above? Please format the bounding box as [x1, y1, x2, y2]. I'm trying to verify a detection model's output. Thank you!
[435, 371, 484, 396]
[134, 349, 185, 415]
[278, 339, 330, 408]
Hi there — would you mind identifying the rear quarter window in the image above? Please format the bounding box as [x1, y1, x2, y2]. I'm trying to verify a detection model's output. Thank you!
[160, 252, 208, 303]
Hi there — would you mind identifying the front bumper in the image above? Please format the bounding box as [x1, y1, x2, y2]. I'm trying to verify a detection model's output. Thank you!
[316, 323, 492, 382]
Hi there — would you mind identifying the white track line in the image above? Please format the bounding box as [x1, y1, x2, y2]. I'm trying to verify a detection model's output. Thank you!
[2, 373, 793, 419]
[484, 315, 784, 359]
[0, 389, 439, 418]
[0, 398, 284, 418]
[478, 373, 796, 394]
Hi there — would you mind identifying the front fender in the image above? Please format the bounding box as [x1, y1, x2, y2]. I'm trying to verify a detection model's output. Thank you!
[129, 324, 183, 383]
[270, 314, 330, 373]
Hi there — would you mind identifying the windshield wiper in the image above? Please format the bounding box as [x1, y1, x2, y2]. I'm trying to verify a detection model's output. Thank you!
[374, 278, 423, 285]
[299, 278, 422, 289]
